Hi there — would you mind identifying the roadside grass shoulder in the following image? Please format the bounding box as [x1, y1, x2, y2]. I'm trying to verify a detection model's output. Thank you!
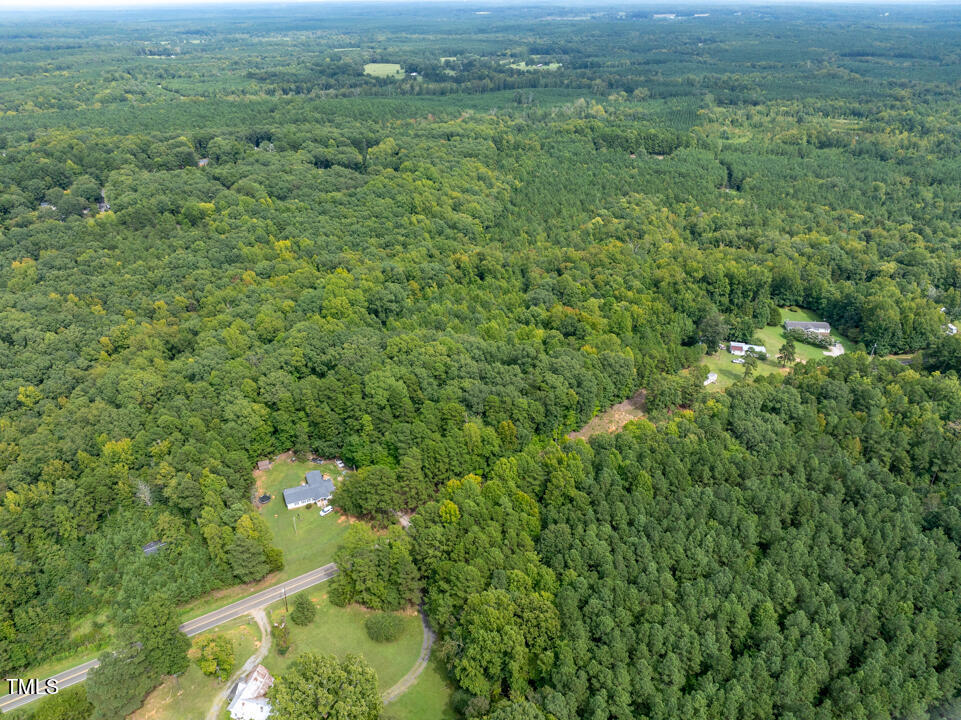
[0, 651, 102, 700]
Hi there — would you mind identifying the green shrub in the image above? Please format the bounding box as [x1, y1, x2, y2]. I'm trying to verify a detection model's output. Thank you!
[290, 594, 316, 626]
[364, 612, 404, 643]
[784, 327, 832, 348]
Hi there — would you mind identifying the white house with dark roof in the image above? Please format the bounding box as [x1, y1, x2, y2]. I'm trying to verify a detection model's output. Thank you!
[784, 320, 831, 334]
[283, 470, 335, 510]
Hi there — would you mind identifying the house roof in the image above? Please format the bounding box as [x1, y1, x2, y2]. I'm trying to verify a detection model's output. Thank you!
[244, 665, 273, 698]
[784, 320, 830, 331]
[227, 665, 273, 720]
[283, 471, 335, 506]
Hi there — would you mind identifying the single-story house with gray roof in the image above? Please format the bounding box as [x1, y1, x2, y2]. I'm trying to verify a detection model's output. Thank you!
[283, 470, 335, 509]
[784, 320, 831, 334]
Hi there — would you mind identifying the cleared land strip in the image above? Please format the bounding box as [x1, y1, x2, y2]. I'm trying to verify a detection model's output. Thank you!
[0, 563, 338, 714]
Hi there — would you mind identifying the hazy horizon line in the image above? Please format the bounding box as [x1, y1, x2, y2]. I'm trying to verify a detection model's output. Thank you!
[1, 0, 958, 13]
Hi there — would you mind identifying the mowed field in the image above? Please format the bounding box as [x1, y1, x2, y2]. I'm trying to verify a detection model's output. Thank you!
[364, 62, 404, 77]
[701, 307, 855, 390]
[262, 591, 423, 693]
[384, 656, 456, 720]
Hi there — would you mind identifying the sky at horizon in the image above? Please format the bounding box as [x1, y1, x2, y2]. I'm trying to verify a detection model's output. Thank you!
[0, 0, 945, 11]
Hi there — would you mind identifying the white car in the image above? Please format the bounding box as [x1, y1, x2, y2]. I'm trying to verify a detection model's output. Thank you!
[732, 358, 745, 364]
[319, 506, 334, 516]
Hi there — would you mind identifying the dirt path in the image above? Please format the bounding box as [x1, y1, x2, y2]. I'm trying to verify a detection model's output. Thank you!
[206, 609, 270, 720]
[381, 612, 435, 704]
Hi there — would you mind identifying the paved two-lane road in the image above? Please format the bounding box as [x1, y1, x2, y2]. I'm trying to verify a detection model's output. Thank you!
[0, 563, 338, 713]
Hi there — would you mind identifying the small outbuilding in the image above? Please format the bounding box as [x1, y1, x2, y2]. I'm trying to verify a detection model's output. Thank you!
[257, 460, 271, 472]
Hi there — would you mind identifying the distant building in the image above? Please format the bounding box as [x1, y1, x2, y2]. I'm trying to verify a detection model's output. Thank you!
[947, 323, 958, 336]
[704, 372, 718, 386]
[283, 470, 335, 510]
[227, 664, 273, 720]
[143, 541, 167, 556]
[257, 459, 271, 471]
[784, 320, 831, 334]
[729, 342, 767, 357]
[197, 157, 210, 167]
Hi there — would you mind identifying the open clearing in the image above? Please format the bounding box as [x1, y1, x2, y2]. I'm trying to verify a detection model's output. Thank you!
[364, 63, 404, 77]
[701, 307, 855, 390]
[256, 458, 350, 578]
[568, 389, 646, 440]
[263, 591, 423, 692]
[509, 61, 562, 70]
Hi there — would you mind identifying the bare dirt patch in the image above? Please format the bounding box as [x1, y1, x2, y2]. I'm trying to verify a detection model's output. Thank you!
[568, 389, 646, 440]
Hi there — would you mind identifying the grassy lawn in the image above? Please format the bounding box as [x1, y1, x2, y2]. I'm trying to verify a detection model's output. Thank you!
[384, 656, 456, 720]
[262, 590, 423, 693]
[256, 459, 351, 579]
[701, 307, 854, 391]
[364, 62, 404, 77]
[130, 616, 260, 720]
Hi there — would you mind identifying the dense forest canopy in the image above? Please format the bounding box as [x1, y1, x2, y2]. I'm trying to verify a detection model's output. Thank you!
[2, 4, 961, 719]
